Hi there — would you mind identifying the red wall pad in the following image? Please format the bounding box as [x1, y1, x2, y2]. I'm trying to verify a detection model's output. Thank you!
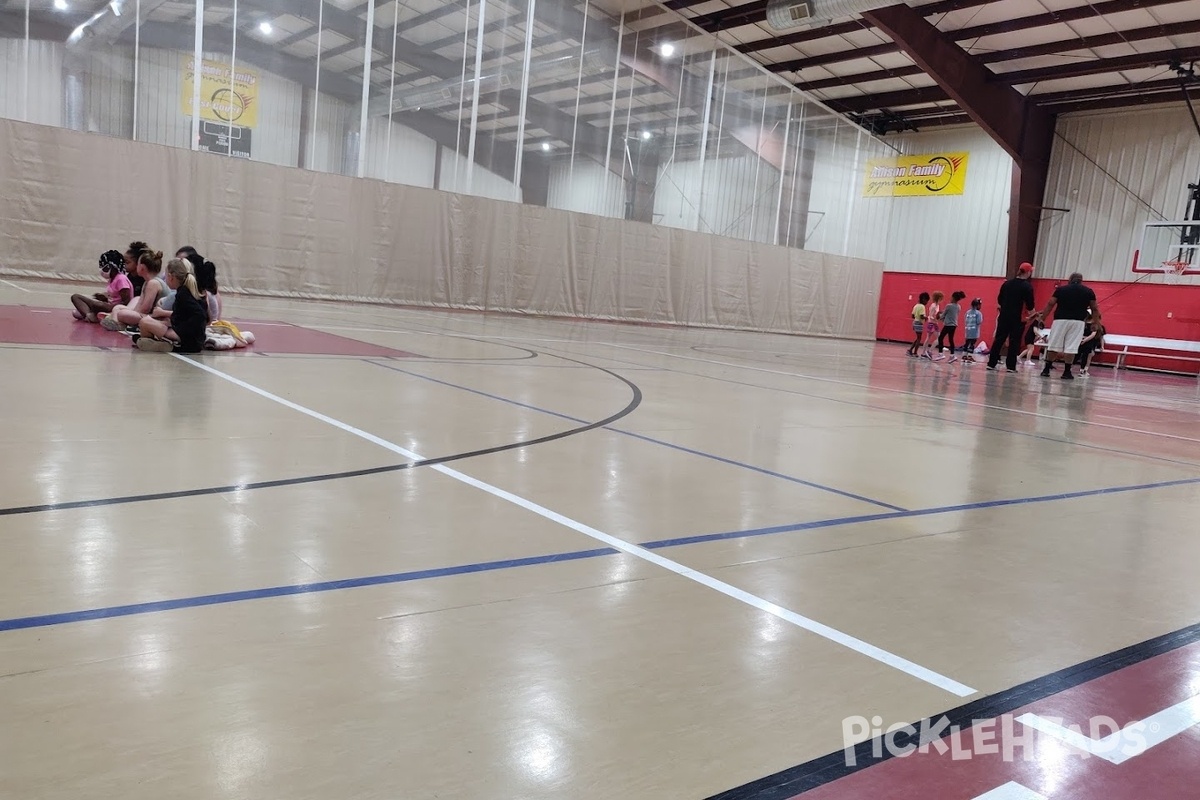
[877, 272, 1200, 375]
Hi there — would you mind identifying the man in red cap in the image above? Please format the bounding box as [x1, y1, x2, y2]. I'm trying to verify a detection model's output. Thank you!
[986, 262, 1037, 372]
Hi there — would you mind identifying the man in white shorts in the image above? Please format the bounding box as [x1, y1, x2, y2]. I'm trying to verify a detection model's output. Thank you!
[1036, 272, 1099, 380]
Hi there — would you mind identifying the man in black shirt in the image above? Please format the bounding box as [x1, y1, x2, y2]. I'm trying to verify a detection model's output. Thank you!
[1036, 272, 1099, 380]
[987, 262, 1036, 372]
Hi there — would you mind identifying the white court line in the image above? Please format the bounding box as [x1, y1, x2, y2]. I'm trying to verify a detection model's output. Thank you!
[312, 323, 1200, 446]
[0, 279, 32, 293]
[1016, 692, 1200, 765]
[173, 354, 976, 697]
[972, 782, 1047, 800]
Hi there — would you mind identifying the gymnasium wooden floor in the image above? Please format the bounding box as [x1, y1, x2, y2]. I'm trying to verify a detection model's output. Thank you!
[2, 276, 1200, 800]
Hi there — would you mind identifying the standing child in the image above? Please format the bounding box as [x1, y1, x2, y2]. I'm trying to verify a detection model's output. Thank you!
[921, 291, 944, 360]
[908, 292, 930, 357]
[962, 298, 983, 362]
[70, 250, 132, 323]
[937, 290, 966, 362]
[1017, 316, 1044, 365]
[1076, 315, 1105, 376]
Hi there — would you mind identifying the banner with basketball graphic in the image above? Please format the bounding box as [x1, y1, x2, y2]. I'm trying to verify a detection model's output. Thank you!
[862, 152, 969, 197]
[181, 58, 259, 129]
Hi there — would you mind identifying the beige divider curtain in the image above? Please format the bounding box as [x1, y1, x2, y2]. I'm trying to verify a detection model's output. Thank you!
[0, 119, 882, 339]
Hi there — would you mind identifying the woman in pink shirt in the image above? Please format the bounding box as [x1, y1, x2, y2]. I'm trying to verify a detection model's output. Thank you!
[70, 251, 133, 323]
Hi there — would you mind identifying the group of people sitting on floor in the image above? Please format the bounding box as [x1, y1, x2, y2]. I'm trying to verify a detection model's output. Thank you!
[69, 242, 253, 353]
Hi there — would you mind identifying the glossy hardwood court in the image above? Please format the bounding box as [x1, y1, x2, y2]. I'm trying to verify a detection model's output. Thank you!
[3, 276, 1200, 800]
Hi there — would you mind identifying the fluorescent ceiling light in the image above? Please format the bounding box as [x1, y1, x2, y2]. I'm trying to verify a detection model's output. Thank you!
[258, 21, 274, 35]
[659, 42, 676, 57]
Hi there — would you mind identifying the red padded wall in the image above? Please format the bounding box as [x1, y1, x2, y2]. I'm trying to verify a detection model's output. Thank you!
[877, 272, 1200, 375]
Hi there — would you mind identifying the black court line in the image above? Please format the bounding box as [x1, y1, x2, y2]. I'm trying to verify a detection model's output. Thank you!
[705, 620, 1200, 799]
[0, 352, 641, 517]
[527, 341, 1200, 470]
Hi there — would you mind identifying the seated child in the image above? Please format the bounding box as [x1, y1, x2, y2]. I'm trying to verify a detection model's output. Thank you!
[70, 250, 132, 323]
[101, 249, 167, 331]
[135, 258, 208, 353]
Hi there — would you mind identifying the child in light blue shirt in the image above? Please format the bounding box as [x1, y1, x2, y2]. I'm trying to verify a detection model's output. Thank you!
[963, 298, 983, 363]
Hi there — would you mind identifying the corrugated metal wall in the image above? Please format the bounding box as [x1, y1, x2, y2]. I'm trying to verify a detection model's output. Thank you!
[438, 148, 523, 203]
[1038, 106, 1200, 283]
[0, 39, 63, 127]
[362, 117, 439, 188]
[134, 48, 192, 149]
[655, 154, 780, 243]
[654, 158, 702, 233]
[883, 126, 1012, 276]
[808, 125, 895, 264]
[81, 47, 134, 138]
[546, 161, 625, 218]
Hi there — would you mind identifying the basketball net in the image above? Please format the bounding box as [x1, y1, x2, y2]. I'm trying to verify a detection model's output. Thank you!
[1161, 260, 1190, 284]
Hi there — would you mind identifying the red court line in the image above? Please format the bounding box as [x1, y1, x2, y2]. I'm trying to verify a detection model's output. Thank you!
[0, 306, 423, 358]
[799, 641, 1200, 800]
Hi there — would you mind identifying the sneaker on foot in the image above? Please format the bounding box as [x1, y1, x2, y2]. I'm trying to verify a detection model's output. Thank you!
[100, 314, 122, 331]
[1007, 368, 1018, 373]
[136, 337, 174, 353]
[1061, 371, 1074, 380]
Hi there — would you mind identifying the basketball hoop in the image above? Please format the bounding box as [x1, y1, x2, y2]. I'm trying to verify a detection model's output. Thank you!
[1161, 260, 1190, 284]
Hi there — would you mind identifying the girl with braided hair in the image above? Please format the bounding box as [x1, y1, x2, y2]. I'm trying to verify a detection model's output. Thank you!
[69, 250, 133, 323]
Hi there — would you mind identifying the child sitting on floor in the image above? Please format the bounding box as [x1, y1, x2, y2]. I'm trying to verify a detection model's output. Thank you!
[70, 250, 132, 323]
[134, 259, 208, 353]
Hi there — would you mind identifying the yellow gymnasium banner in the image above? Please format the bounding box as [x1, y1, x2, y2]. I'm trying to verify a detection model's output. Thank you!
[862, 152, 969, 197]
[181, 59, 260, 129]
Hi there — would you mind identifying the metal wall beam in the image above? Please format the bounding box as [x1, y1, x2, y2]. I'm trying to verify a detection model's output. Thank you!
[863, 3, 1056, 277]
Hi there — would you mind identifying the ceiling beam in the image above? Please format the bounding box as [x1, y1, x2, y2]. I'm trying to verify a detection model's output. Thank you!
[825, 85, 949, 114]
[736, 0, 991, 53]
[1044, 88, 1186, 114]
[754, 0, 1190, 73]
[863, 3, 1056, 277]
[796, 16, 1200, 93]
[995, 45, 1200, 85]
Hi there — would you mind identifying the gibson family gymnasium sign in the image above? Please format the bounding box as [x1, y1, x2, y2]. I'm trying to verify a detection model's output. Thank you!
[862, 152, 969, 197]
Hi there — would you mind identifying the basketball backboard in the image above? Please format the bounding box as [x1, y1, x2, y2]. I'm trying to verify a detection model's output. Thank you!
[1132, 221, 1200, 275]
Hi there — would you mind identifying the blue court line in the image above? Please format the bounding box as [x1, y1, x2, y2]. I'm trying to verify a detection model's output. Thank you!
[0, 548, 617, 633]
[366, 359, 907, 512]
[3, 474, 1199, 634]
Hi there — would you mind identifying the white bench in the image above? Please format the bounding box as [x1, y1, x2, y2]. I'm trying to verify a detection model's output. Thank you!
[1100, 334, 1200, 374]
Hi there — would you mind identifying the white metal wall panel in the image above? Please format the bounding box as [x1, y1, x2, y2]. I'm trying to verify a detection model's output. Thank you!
[844, 135, 895, 264]
[304, 90, 355, 175]
[547, 161, 624, 218]
[654, 158, 702, 232]
[654, 154, 778, 243]
[806, 126, 864, 257]
[253, 68, 303, 168]
[438, 148, 523, 203]
[702, 154, 780, 244]
[0, 39, 63, 127]
[883, 126, 1012, 276]
[1038, 106, 1200, 282]
[135, 48, 190, 149]
[81, 47, 134, 139]
[362, 118, 438, 187]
